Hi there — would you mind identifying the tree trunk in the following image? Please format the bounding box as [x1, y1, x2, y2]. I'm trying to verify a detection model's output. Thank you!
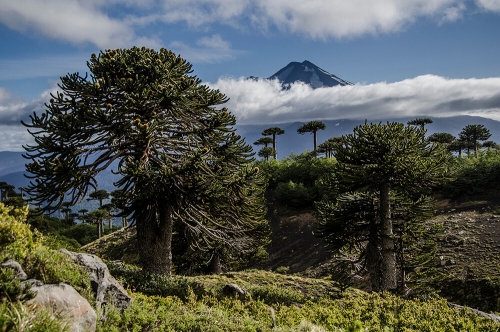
[272, 133, 277, 160]
[109, 218, 112, 230]
[136, 204, 173, 274]
[380, 182, 397, 292]
[209, 251, 222, 274]
[313, 131, 318, 156]
[98, 221, 102, 238]
[366, 221, 381, 292]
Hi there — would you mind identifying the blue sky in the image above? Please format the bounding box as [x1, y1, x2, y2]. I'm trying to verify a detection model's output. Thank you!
[1, 0, 500, 151]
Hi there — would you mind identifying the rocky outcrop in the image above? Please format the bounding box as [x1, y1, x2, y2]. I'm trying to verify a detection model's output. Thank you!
[59, 249, 132, 310]
[23, 279, 97, 332]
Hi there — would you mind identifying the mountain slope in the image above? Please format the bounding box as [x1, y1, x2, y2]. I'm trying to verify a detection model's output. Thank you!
[268, 60, 352, 88]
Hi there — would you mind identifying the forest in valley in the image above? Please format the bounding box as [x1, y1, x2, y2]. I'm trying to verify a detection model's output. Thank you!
[1, 47, 500, 331]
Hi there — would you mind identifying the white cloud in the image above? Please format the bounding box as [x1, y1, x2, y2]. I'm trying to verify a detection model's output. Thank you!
[0, 0, 158, 48]
[197, 34, 231, 51]
[209, 75, 500, 124]
[169, 35, 241, 63]
[475, 0, 500, 11]
[2, 0, 499, 46]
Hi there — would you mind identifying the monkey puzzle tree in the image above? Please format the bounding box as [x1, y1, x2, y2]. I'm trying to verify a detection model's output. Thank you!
[262, 126, 285, 160]
[407, 118, 433, 130]
[459, 124, 491, 157]
[297, 121, 326, 155]
[22, 47, 268, 274]
[315, 122, 451, 292]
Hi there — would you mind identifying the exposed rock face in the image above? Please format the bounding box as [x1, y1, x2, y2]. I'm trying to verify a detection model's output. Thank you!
[23, 280, 97, 332]
[0, 259, 28, 280]
[59, 249, 132, 310]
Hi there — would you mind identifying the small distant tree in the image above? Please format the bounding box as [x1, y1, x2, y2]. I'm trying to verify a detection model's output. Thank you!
[427, 132, 455, 145]
[111, 189, 129, 227]
[0, 182, 16, 202]
[88, 190, 109, 234]
[318, 137, 343, 158]
[297, 121, 326, 155]
[482, 140, 500, 154]
[258, 146, 275, 161]
[407, 118, 433, 130]
[459, 124, 491, 157]
[83, 209, 111, 238]
[254, 137, 274, 161]
[262, 127, 285, 160]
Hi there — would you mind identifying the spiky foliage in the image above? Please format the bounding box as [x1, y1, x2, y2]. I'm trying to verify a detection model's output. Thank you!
[459, 124, 491, 157]
[297, 121, 326, 154]
[23, 47, 269, 274]
[253, 137, 273, 147]
[315, 122, 452, 293]
[262, 126, 285, 160]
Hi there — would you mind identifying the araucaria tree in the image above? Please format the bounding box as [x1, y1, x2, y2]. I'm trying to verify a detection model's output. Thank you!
[23, 47, 269, 274]
[459, 124, 491, 157]
[297, 121, 326, 155]
[315, 122, 451, 293]
[407, 118, 433, 130]
[262, 127, 285, 160]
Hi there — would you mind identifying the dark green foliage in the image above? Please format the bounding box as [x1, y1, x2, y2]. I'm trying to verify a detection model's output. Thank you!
[439, 277, 500, 312]
[256, 152, 336, 207]
[441, 150, 500, 197]
[257, 146, 275, 161]
[427, 132, 456, 144]
[0, 268, 35, 303]
[275, 181, 315, 207]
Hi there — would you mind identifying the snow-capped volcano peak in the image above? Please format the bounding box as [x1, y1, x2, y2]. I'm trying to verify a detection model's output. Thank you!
[268, 60, 352, 89]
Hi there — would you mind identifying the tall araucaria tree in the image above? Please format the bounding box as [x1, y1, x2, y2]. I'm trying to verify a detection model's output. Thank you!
[22, 47, 269, 274]
[297, 121, 326, 156]
[262, 127, 285, 160]
[407, 118, 433, 130]
[315, 122, 452, 293]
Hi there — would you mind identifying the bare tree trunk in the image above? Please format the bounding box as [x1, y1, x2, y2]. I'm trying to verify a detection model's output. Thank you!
[137, 204, 173, 274]
[380, 182, 397, 292]
[209, 250, 222, 274]
[98, 221, 102, 238]
[272, 133, 277, 160]
[366, 224, 381, 292]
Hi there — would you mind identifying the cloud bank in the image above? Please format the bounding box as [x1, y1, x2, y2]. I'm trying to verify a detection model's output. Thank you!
[2, 0, 500, 48]
[1, 75, 500, 151]
[209, 75, 500, 124]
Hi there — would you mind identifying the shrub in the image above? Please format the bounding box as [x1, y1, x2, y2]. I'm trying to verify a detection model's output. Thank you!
[0, 203, 34, 260]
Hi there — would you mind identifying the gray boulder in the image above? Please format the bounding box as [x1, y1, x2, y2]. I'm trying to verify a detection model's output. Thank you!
[0, 259, 28, 280]
[24, 280, 96, 332]
[59, 249, 132, 310]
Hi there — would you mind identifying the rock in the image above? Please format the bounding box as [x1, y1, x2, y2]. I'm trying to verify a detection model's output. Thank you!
[59, 249, 132, 310]
[223, 283, 246, 298]
[0, 259, 28, 281]
[448, 302, 500, 323]
[24, 280, 97, 332]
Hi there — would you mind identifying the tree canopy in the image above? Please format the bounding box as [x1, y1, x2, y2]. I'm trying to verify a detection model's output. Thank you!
[23, 47, 269, 274]
[459, 124, 491, 157]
